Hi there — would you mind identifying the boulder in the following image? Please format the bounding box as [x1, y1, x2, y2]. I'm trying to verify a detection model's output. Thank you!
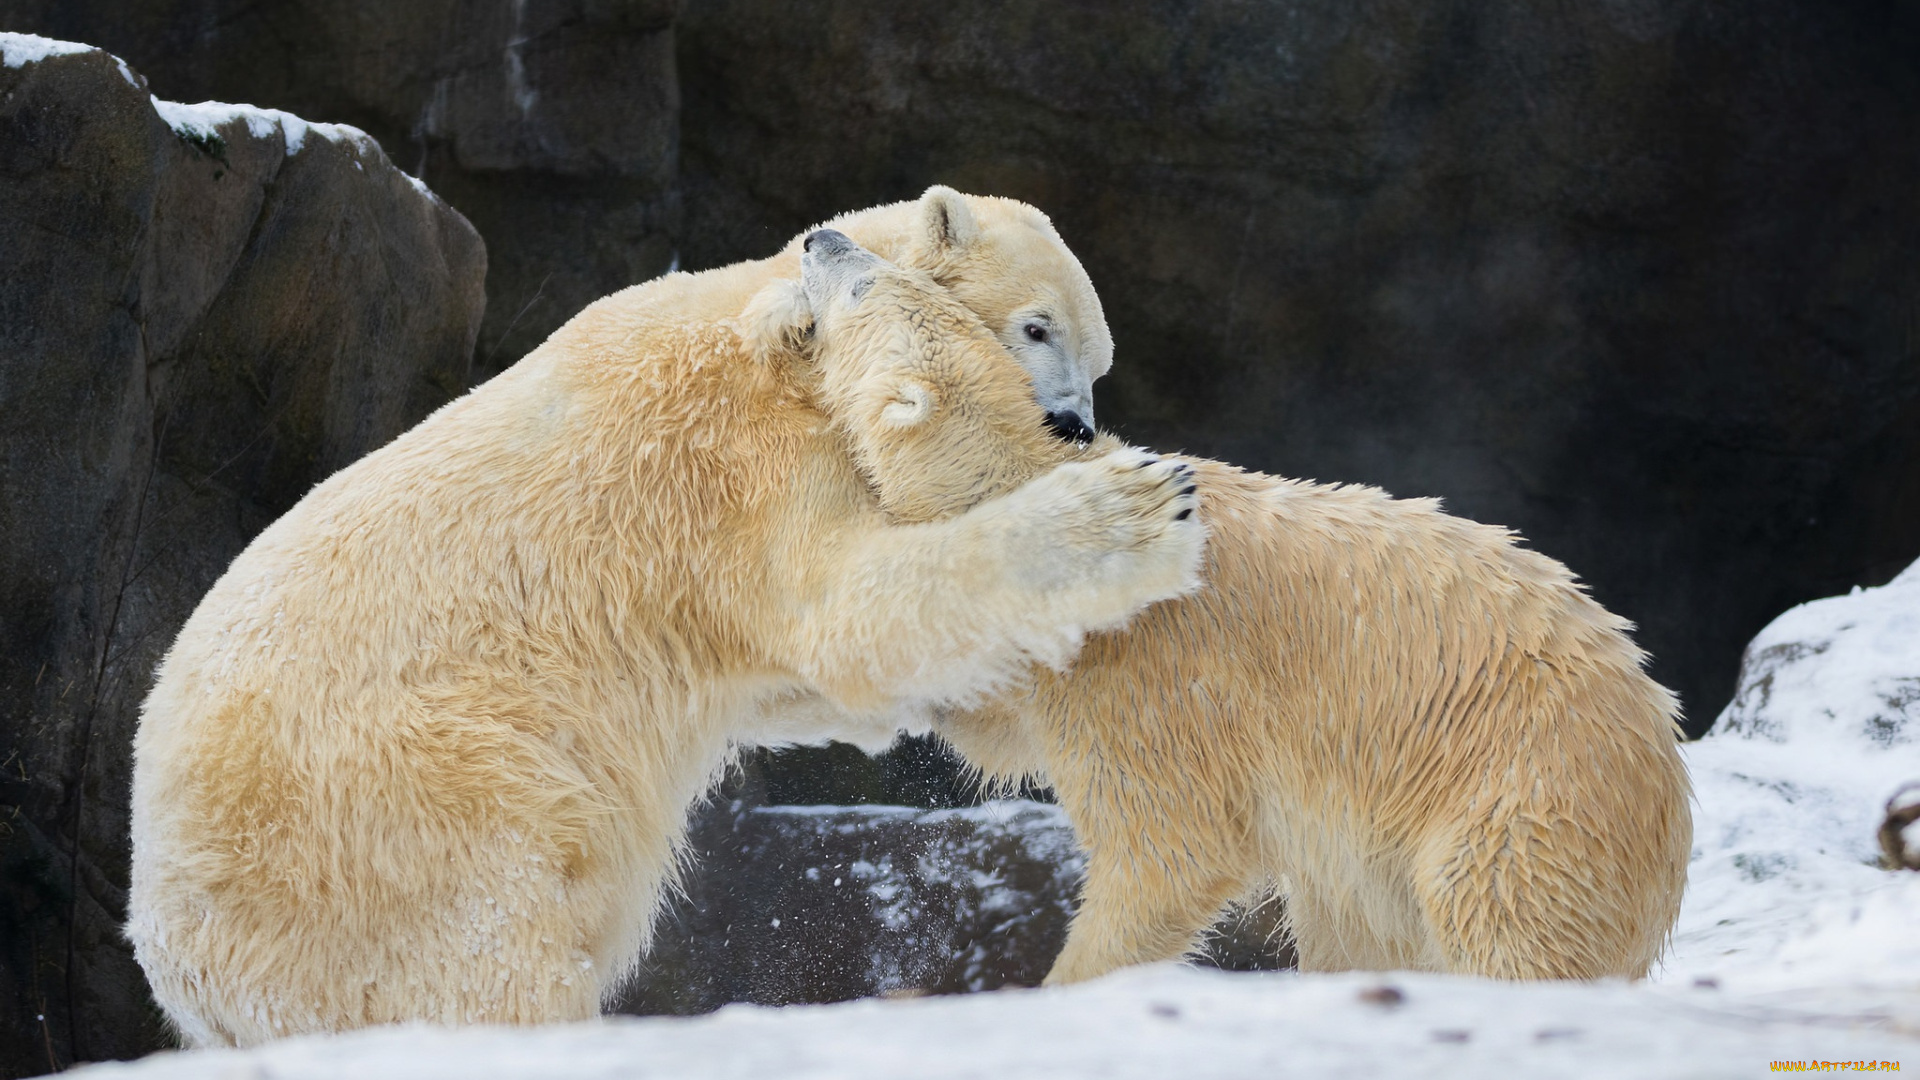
[612, 800, 1292, 1016]
[1, 0, 681, 377]
[1670, 558, 1920, 981]
[674, 0, 1920, 736]
[0, 35, 486, 1073]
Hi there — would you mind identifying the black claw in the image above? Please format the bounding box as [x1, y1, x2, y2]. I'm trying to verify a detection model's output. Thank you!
[1174, 508, 1193, 521]
[1180, 485, 1197, 496]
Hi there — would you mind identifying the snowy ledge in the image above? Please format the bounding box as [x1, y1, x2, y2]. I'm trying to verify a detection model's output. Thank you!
[71, 560, 1920, 1075]
[0, 30, 368, 157]
[152, 101, 443, 201]
[148, 98, 373, 158]
[2, 31, 440, 201]
[0, 31, 97, 68]
[1, 30, 140, 89]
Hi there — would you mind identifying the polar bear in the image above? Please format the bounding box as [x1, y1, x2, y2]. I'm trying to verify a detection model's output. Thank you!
[805, 236, 1692, 981]
[943, 465, 1693, 982]
[788, 187, 1111, 444]
[719, 186, 1118, 753]
[126, 219, 1199, 1044]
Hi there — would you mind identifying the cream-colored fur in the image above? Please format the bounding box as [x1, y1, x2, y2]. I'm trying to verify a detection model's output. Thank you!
[798, 189, 1112, 432]
[728, 234, 1689, 983]
[810, 285, 1692, 979]
[941, 459, 1692, 983]
[126, 196, 1197, 1046]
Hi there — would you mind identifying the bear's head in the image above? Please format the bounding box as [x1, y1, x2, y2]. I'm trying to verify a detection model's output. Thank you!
[783, 228, 1087, 524]
[798, 186, 1112, 445]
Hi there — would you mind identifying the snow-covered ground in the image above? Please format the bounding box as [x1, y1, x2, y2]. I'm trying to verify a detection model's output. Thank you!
[64, 967, 1918, 1080]
[75, 564, 1920, 1077]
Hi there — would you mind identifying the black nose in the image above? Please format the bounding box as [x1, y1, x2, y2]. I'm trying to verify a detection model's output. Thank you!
[803, 228, 854, 256]
[1044, 409, 1095, 444]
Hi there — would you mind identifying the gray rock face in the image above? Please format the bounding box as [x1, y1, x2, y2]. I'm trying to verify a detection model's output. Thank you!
[613, 800, 1292, 1016]
[0, 39, 486, 1074]
[10, 0, 1917, 732]
[2, 0, 681, 376]
[675, 0, 1920, 733]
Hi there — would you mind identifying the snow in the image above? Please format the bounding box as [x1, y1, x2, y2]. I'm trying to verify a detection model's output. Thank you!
[1659, 559, 1920, 994]
[0, 31, 97, 68]
[72, 563, 1920, 1077]
[148, 97, 372, 156]
[404, 171, 443, 203]
[1, 31, 141, 87]
[66, 967, 1917, 1080]
[0, 33, 391, 161]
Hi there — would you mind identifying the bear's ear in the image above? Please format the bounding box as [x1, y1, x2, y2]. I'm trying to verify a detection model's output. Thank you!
[909, 185, 981, 263]
[873, 377, 937, 429]
[737, 279, 814, 365]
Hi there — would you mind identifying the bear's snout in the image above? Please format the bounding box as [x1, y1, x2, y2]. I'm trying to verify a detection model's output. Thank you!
[1045, 409, 1095, 444]
[803, 229, 856, 257]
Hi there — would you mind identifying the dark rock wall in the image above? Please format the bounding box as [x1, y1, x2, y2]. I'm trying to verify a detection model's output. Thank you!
[2, 0, 681, 377]
[0, 45, 485, 1074]
[10, 0, 1918, 727]
[674, 0, 1920, 731]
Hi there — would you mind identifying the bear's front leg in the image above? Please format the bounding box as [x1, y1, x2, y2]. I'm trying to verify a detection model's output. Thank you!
[784, 448, 1204, 712]
[1042, 743, 1255, 985]
[1045, 858, 1249, 985]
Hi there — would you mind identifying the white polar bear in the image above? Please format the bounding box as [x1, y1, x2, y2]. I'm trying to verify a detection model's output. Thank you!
[127, 208, 1198, 1045]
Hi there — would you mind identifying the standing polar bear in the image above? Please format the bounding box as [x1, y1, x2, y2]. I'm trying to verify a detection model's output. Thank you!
[127, 196, 1196, 1045]
[944, 465, 1693, 982]
[803, 239, 1692, 982]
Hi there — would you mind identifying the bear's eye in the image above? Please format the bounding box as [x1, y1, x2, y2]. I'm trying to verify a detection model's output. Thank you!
[1024, 323, 1048, 344]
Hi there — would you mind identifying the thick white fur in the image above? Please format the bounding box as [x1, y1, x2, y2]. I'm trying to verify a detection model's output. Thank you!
[778, 237, 1691, 983]
[126, 195, 1195, 1045]
[896, 443, 1694, 982]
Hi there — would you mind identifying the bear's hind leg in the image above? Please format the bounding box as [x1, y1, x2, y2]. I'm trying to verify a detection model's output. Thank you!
[1409, 809, 1636, 979]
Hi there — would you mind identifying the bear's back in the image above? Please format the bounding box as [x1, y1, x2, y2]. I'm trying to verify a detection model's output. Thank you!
[1058, 460, 1682, 818]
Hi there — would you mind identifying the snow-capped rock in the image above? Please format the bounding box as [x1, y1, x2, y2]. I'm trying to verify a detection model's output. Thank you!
[1663, 559, 1920, 991]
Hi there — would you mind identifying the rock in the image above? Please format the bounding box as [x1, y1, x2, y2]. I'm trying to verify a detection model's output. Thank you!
[611, 800, 1293, 1016]
[0, 35, 486, 1074]
[1669, 558, 1920, 981]
[1881, 783, 1920, 871]
[2, 0, 681, 376]
[1714, 559, 1920, 750]
[674, 0, 1920, 735]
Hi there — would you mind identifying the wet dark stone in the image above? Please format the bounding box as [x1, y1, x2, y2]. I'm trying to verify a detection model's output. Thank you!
[0, 43, 485, 1075]
[612, 799, 1293, 1016]
[2, 0, 681, 380]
